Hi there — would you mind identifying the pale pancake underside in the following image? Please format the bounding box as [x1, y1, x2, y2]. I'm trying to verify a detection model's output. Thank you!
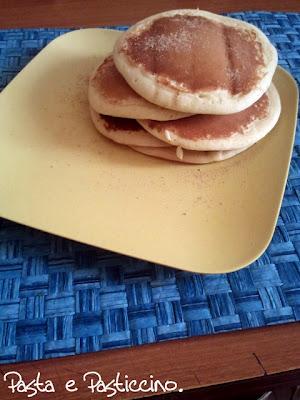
[88, 56, 191, 121]
[138, 84, 281, 151]
[131, 145, 250, 164]
[90, 107, 169, 147]
[113, 9, 278, 115]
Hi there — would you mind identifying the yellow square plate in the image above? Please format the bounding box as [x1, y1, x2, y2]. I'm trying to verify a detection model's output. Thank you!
[0, 29, 298, 273]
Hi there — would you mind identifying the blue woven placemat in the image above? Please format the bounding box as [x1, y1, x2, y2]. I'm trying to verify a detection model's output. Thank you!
[1, 11, 300, 365]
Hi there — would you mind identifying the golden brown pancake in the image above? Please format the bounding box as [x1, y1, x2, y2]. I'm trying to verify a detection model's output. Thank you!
[114, 10, 278, 114]
[88, 55, 190, 120]
[89, 107, 168, 147]
[138, 84, 281, 151]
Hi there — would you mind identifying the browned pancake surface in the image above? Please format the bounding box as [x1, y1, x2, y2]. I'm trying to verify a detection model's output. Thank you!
[91, 56, 139, 102]
[122, 15, 265, 95]
[100, 114, 142, 132]
[146, 93, 269, 140]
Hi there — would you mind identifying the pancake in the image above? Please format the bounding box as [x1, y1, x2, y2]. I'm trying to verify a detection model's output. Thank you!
[130, 145, 249, 164]
[138, 83, 281, 151]
[88, 55, 191, 121]
[113, 9, 278, 115]
[90, 107, 168, 147]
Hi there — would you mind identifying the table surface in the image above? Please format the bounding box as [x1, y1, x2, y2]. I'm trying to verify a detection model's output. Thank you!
[1, 1, 300, 400]
[0, 323, 300, 400]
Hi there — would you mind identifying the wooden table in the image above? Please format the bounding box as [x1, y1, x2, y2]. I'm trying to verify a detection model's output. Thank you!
[0, 324, 300, 399]
[0, 1, 300, 399]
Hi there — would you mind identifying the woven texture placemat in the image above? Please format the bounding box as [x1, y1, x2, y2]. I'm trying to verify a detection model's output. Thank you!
[1, 12, 300, 364]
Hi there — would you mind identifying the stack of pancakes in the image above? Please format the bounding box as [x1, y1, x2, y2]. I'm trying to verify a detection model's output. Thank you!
[89, 9, 281, 164]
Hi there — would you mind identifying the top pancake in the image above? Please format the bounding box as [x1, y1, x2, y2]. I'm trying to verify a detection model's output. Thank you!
[88, 55, 190, 121]
[113, 9, 278, 115]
